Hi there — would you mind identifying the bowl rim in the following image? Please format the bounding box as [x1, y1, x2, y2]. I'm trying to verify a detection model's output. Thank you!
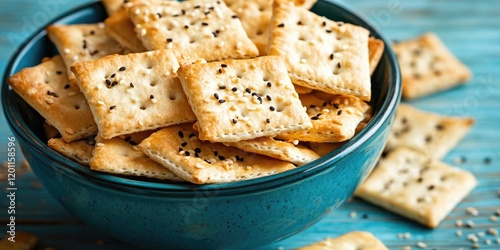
[2, 0, 401, 195]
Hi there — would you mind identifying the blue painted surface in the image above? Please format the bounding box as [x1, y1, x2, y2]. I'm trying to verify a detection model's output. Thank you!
[0, 0, 499, 249]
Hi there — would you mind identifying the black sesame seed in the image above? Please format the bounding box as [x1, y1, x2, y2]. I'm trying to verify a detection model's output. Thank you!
[333, 103, 339, 109]
[109, 105, 116, 110]
[212, 32, 218, 37]
[214, 151, 219, 156]
[110, 73, 116, 78]
[166, 38, 173, 42]
[232, 119, 237, 124]
[125, 136, 131, 142]
[435, 124, 444, 130]
[219, 86, 226, 89]
[185, 151, 191, 156]
[173, 14, 179, 17]
[231, 87, 238, 92]
[322, 21, 326, 27]
[90, 50, 99, 56]
[362, 214, 369, 219]
[266, 95, 272, 101]
[329, 53, 334, 60]
[231, 15, 238, 19]
[194, 148, 201, 153]
[337, 62, 341, 68]
[111, 81, 118, 87]
[64, 84, 70, 89]
[337, 110, 342, 115]
[201, 22, 208, 26]
[195, 153, 200, 157]
[129, 140, 137, 146]
[184, 25, 189, 29]
[218, 155, 225, 160]
[278, 23, 285, 28]
[205, 11, 210, 15]
[221, 64, 227, 68]
[267, 82, 272, 87]
[297, 21, 302, 25]
[106, 79, 111, 86]
[326, 29, 332, 33]
[47, 91, 58, 98]
[181, 142, 188, 147]
[266, 118, 270, 123]
[150, 95, 154, 99]
[157, 13, 162, 18]
[178, 131, 184, 138]
[189, 133, 196, 138]
[484, 157, 492, 164]
[205, 159, 212, 164]
[179, 147, 183, 152]
[194, 5, 200, 9]
[245, 88, 251, 93]
[219, 99, 226, 103]
[311, 116, 319, 120]
[56, 71, 62, 75]
[218, 68, 222, 73]
[214, 93, 219, 100]
[130, 83, 134, 88]
[182, 9, 186, 15]
[425, 136, 432, 143]
[270, 106, 276, 111]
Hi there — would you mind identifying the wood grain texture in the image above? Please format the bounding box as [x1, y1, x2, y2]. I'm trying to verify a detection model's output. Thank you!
[1, 0, 499, 249]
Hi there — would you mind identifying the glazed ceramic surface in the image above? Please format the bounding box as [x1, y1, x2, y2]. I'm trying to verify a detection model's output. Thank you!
[1, 1, 400, 249]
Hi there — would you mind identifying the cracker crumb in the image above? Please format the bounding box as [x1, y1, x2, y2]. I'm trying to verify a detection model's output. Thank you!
[349, 211, 357, 218]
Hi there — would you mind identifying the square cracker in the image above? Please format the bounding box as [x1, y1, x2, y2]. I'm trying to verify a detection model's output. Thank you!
[393, 33, 472, 99]
[71, 49, 196, 139]
[277, 94, 371, 143]
[177, 56, 311, 142]
[128, 0, 258, 62]
[355, 147, 477, 228]
[386, 104, 474, 160]
[297, 231, 388, 250]
[92, 131, 183, 181]
[8, 55, 98, 142]
[47, 23, 128, 86]
[224, 0, 318, 56]
[223, 137, 320, 165]
[368, 37, 384, 75]
[138, 124, 295, 184]
[268, 0, 371, 101]
[105, 7, 147, 53]
[48, 137, 95, 166]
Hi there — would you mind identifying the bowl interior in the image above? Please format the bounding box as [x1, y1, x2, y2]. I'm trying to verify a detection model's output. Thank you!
[2, 1, 400, 193]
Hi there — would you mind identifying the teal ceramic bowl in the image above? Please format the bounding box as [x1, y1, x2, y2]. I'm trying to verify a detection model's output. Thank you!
[2, 1, 400, 249]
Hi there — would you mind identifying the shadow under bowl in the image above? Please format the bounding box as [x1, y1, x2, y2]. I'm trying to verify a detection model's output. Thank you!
[2, 1, 401, 249]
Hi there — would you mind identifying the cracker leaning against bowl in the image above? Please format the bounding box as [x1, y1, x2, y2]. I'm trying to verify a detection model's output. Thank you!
[8, 0, 380, 184]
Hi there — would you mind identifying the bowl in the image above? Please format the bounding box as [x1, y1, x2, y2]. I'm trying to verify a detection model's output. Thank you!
[2, 1, 401, 249]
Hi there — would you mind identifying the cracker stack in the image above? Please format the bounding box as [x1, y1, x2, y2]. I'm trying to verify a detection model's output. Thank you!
[9, 0, 380, 184]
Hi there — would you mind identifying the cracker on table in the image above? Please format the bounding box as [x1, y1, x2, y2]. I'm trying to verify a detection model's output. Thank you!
[48, 137, 95, 166]
[8, 55, 97, 142]
[393, 33, 472, 99]
[139, 124, 295, 184]
[386, 104, 474, 160]
[268, 0, 371, 101]
[71, 49, 196, 139]
[224, 0, 318, 56]
[91, 131, 183, 181]
[223, 137, 320, 165]
[47, 23, 128, 86]
[128, 0, 258, 62]
[0, 231, 39, 250]
[102, 0, 124, 15]
[368, 37, 384, 75]
[355, 147, 477, 228]
[297, 231, 388, 250]
[177, 56, 311, 142]
[105, 7, 147, 53]
[277, 94, 371, 143]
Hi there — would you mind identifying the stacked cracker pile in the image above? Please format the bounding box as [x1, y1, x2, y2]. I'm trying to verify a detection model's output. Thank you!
[8, 0, 382, 185]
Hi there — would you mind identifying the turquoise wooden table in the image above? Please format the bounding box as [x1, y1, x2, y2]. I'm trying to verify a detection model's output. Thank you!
[1, 0, 499, 249]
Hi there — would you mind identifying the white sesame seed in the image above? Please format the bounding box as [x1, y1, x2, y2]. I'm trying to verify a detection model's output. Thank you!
[466, 220, 475, 228]
[349, 211, 357, 218]
[64, 48, 71, 54]
[96, 143, 105, 147]
[45, 99, 54, 105]
[488, 228, 498, 236]
[132, 146, 139, 151]
[195, 164, 204, 169]
[416, 241, 427, 248]
[246, 166, 252, 170]
[456, 230, 463, 237]
[472, 243, 480, 249]
[403, 233, 411, 239]
[402, 246, 411, 250]
[397, 233, 404, 239]
[477, 232, 485, 238]
[67, 92, 77, 96]
[73, 55, 79, 60]
[486, 239, 492, 245]
[151, 99, 158, 104]
[167, 43, 173, 49]
[292, 140, 299, 146]
[97, 101, 105, 106]
[134, 8, 140, 15]
[138, 120, 144, 127]
[236, 41, 242, 48]
[496, 209, 500, 216]
[140, 29, 147, 36]
[97, 22, 105, 28]
[466, 207, 479, 216]
[497, 238, 500, 244]
[300, 58, 307, 64]
[490, 216, 498, 222]
[65, 128, 74, 134]
[456, 220, 463, 227]
[179, 150, 185, 155]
